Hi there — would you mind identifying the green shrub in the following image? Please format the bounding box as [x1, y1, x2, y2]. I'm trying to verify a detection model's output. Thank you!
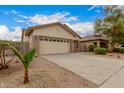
[94, 48, 107, 55]
[113, 48, 120, 52]
[88, 45, 97, 52]
[120, 48, 124, 53]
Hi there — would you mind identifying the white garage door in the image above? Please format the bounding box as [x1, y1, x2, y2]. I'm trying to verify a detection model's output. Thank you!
[39, 38, 70, 54]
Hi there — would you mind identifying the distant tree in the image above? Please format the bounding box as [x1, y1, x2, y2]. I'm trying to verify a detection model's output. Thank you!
[0, 43, 14, 70]
[94, 5, 124, 52]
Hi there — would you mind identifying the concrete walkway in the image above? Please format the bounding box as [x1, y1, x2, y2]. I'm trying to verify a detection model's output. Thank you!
[41, 53, 124, 88]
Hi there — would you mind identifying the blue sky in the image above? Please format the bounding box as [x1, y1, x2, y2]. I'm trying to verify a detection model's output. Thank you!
[0, 5, 104, 41]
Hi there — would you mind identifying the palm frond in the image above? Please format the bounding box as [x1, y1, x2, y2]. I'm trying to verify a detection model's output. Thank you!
[24, 49, 36, 62]
[8, 43, 24, 63]
[22, 49, 36, 70]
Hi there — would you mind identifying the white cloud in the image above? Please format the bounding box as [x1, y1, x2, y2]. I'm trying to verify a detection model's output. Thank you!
[66, 22, 94, 37]
[1, 10, 94, 38]
[30, 12, 78, 25]
[0, 25, 9, 40]
[66, 16, 78, 22]
[30, 14, 50, 24]
[88, 5, 103, 11]
[14, 12, 94, 37]
[10, 27, 22, 41]
[15, 19, 25, 23]
[13, 12, 78, 26]
[12, 11, 78, 27]
[2, 9, 19, 15]
[17, 14, 31, 19]
[0, 25, 22, 41]
[88, 5, 97, 11]
[0, 22, 94, 41]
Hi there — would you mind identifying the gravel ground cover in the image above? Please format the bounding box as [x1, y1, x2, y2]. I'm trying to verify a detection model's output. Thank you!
[0, 57, 97, 88]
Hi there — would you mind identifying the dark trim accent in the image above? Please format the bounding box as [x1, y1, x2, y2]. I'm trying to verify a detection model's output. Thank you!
[80, 39, 108, 42]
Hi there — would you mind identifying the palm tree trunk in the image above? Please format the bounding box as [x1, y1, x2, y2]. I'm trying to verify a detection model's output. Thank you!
[24, 69, 29, 84]
[112, 43, 115, 52]
[108, 42, 114, 53]
[110, 42, 114, 52]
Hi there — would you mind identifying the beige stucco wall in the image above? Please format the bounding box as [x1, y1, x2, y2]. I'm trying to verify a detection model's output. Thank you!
[80, 40, 108, 52]
[29, 34, 33, 49]
[33, 25, 79, 40]
[23, 35, 29, 42]
[28, 25, 80, 49]
[80, 40, 98, 52]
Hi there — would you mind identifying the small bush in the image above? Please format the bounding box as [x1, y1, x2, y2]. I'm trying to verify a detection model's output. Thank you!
[88, 45, 97, 52]
[120, 48, 124, 53]
[113, 48, 120, 52]
[94, 48, 107, 55]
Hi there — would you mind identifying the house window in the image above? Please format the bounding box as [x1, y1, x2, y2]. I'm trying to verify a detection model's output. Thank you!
[57, 40, 59, 42]
[100, 42, 107, 48]
[67, 41, 69, 43]
[44, 38, 48, 41]
[40, 38, 43, 40]
[49, 39, 52, 41]
[53, 39, 56, 42]
[94, 42, 97, 46]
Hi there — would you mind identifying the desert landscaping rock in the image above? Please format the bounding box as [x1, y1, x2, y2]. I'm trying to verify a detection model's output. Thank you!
[0, 57, 97, 88]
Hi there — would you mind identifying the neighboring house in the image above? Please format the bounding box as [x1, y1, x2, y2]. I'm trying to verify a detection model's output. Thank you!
[80, 35, 108, 52]
[21, 29, 28, 42]
[22, 22, 81, 55]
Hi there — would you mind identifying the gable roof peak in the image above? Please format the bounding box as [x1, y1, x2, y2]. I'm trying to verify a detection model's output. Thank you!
[25, 22, 81, 39]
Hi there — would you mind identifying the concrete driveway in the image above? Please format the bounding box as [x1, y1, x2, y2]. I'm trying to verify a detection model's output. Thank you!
[41, 52, 124, 88]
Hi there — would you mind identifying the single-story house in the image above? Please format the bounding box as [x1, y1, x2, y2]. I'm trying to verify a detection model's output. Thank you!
[80, 35, 108, 52]
[22, 22, 81, 55]
[22, 22, 109, 54]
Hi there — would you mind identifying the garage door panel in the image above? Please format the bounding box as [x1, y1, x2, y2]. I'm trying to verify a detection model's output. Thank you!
[39, 40, 70, 54]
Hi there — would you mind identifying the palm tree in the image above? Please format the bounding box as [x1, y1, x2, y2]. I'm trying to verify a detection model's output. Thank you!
[8, 43, 36, 84]
[94, 19, 104, 35]
[94, 5, 124, 52]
